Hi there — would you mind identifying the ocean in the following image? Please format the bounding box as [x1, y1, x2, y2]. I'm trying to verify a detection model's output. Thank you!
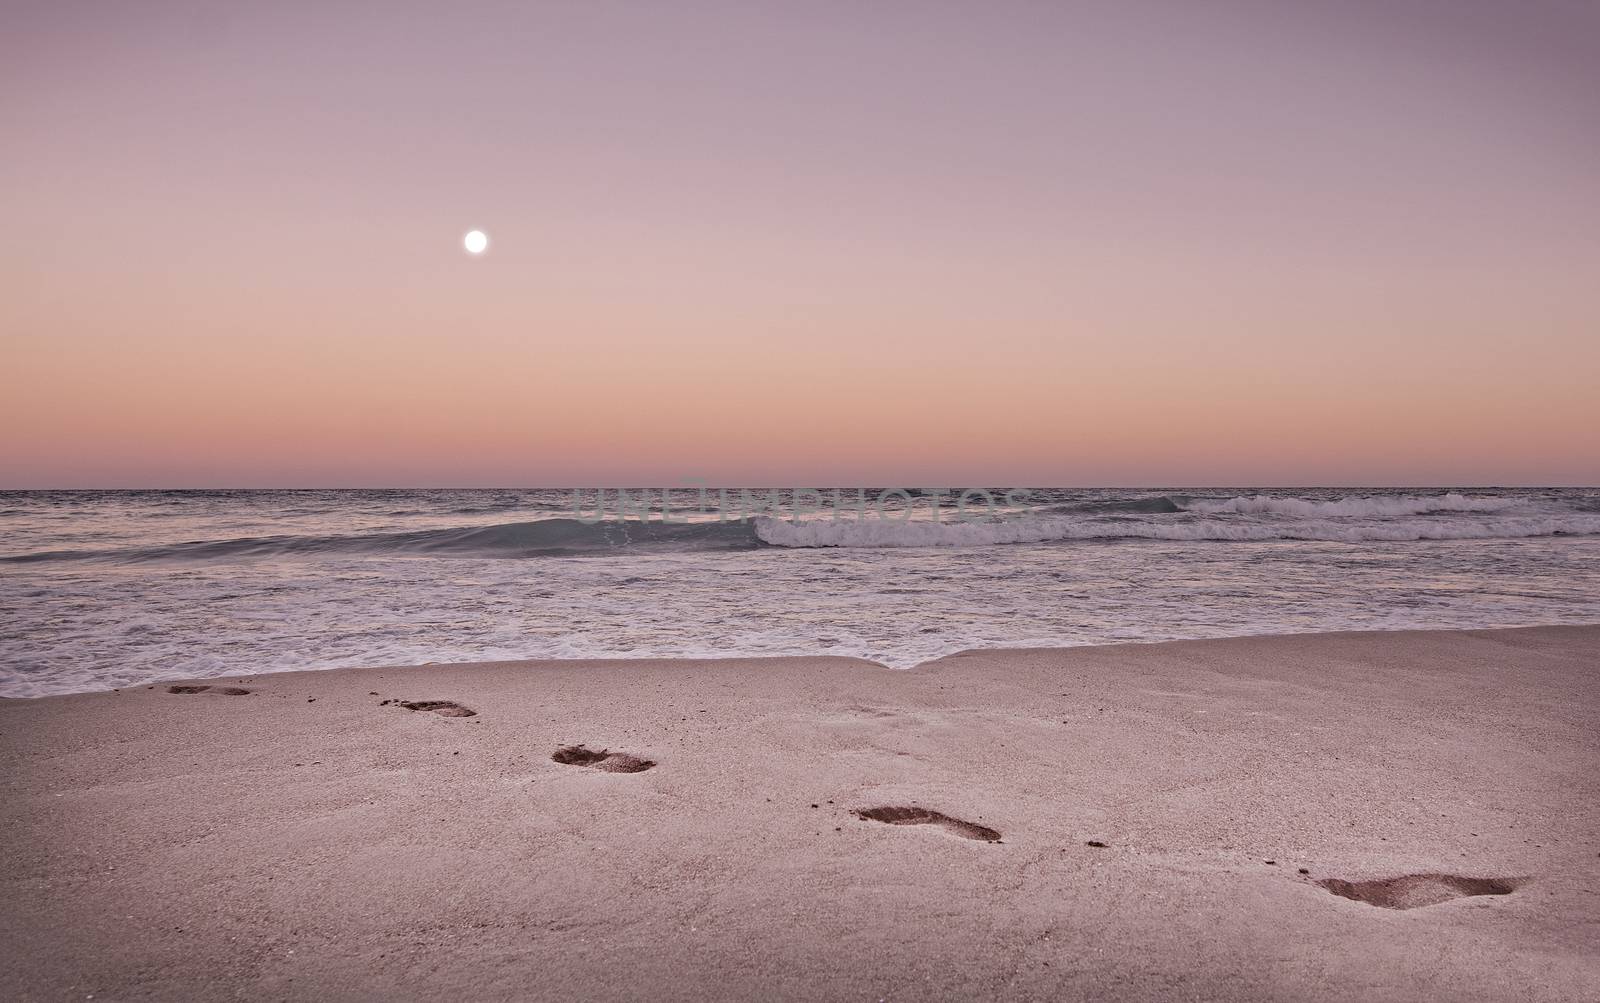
[3, 487, 1598, 697]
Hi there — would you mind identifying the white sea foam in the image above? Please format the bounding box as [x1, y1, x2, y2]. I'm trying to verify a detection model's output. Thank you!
[1185, 492, 1519, 518]
[753, 512, 1600, 548]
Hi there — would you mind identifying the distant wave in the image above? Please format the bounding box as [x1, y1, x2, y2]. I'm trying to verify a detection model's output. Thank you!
[753, 513, 1600, 547]
[0, 518, 763, 564]
[1039, 496, 1185, 515]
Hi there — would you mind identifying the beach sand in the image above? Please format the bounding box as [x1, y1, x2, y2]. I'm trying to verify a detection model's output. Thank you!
[3, 626, 1597, 1000]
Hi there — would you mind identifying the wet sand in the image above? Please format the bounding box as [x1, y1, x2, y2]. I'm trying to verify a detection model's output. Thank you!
[2, 626, 1598, 1000]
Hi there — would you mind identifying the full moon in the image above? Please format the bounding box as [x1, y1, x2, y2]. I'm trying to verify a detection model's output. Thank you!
[463, 230, 488, 255]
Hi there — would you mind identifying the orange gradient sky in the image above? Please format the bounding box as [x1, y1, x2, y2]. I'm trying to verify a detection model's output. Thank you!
[3, 1, 1597, 487]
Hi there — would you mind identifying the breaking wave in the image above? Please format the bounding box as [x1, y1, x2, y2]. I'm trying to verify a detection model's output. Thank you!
[753, 493, 1599, 548]
[1185, 492, 1518, 518]
[1, 518, 763, 564]
[753, 513, 1600, 547]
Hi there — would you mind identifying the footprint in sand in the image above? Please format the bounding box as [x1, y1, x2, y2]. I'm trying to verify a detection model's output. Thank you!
[551, 744, 656, 774]
[1317, 873, 1521, 910]
[382, 699, 477, 718]
[854, 806, 1002, 843]
[167, 685, 252, 696]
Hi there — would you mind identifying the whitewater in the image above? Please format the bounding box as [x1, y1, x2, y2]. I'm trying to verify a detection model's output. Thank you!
[2, 488, 1598, 696]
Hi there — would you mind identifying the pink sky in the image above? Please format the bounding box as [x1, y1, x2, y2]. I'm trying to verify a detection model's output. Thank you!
[3, 1, 1597, 486]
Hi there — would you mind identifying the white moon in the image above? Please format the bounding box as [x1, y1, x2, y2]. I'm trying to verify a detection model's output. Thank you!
[463, 230, 488, 255]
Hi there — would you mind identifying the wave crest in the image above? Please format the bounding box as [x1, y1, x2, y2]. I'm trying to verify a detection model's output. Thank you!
[2, 518, 762, 564]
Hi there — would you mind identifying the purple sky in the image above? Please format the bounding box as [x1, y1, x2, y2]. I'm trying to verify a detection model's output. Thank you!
[3, 1, 1597, 486]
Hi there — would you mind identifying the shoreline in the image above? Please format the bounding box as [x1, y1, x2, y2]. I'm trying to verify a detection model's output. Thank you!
[8, 621, 1600, 702]
[3, 624, 1598, 999]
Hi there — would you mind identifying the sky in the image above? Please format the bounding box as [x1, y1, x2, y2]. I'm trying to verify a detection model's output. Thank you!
[2, 0, 1597, 487]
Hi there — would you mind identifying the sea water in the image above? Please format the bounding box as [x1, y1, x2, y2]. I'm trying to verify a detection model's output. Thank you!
[2, 488, 1598, 696]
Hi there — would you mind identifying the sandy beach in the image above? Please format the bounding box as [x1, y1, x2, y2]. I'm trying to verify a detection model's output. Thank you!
[2, 625, 1597, 1000]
